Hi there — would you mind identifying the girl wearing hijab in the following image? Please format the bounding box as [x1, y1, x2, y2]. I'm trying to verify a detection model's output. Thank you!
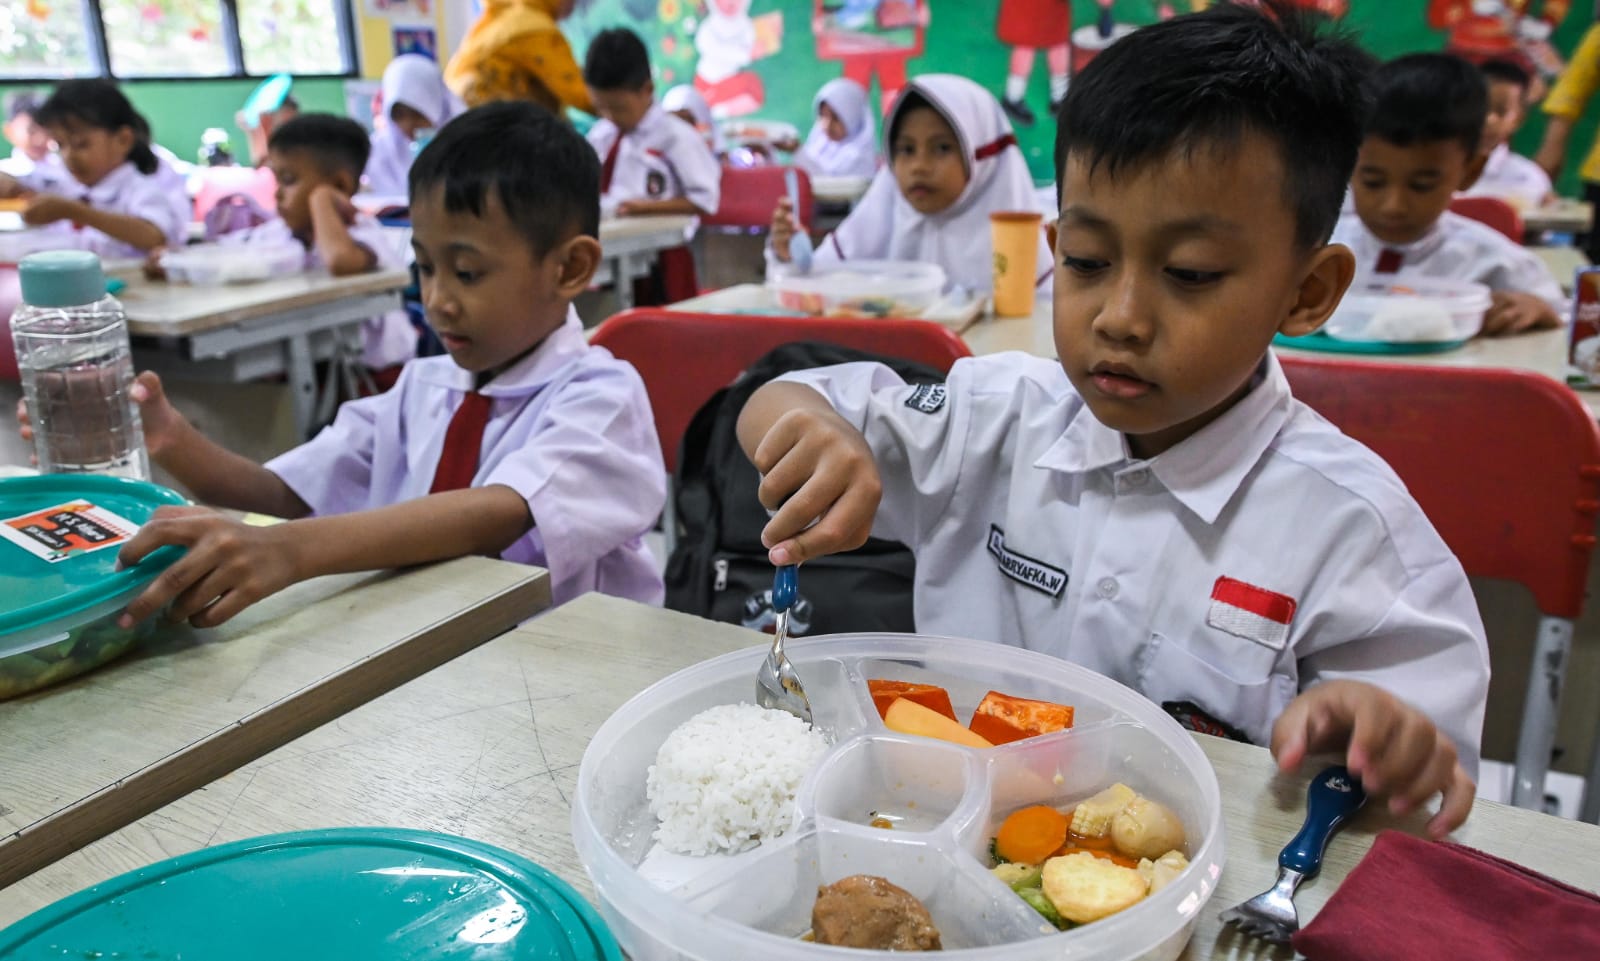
[794, 78, 878, 179]
[444, 0, 591, 115]
[661, 84, 724, 157]
[366, 55, 460, 196]
[770, 74, 1051, 295]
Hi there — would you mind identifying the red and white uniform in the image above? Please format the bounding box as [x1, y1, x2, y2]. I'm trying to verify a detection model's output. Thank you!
[586, 103, 721, 216]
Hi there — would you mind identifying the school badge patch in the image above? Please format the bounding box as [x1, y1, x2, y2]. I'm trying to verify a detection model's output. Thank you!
[904, 383, 947, 414]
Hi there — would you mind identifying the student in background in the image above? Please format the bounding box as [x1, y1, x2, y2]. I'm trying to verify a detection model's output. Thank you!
[792, 78, 879, 179]
[583, 28, 720, 219]
[0, 80, 187, 258]
[769, 74, 1049, 295]
[1460, 58, 1553, 212]
[1332, 53, 1562, 336]
[236, 73, 299, 168]
[366, 54, 460, 197]
[19, 102, 665, 625]
[742, 5, 1486, 838]
[446, 0, 592, 115]
[661, 84, 724, 158]
[1, 92, 66, 188]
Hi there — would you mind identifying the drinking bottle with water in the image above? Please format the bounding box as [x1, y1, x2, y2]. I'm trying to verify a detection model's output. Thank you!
[10, 250, 148, 479]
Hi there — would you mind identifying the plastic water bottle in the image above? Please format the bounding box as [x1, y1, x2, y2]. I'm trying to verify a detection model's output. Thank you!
[10, 250, 148, 479]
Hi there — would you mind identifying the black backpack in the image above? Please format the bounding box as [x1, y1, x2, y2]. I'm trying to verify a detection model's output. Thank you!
[663, 342, 946, 635]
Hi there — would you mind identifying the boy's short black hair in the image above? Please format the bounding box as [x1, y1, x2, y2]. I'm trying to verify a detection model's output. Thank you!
[583, 27, 652, 91]
[1366, 53, 1488, 157]
[1480, 57, 1532, 92]
[1055, 1, 1373, 248]
[267, 113, 370, 180]
[409, 101, 600, 257]
[6, 91, 43, 122]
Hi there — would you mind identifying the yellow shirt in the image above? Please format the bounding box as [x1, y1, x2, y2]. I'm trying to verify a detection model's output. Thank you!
[1543, 22, 1600, 184]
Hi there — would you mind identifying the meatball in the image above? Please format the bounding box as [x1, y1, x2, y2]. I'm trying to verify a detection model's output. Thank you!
[811, 875, 943, 951]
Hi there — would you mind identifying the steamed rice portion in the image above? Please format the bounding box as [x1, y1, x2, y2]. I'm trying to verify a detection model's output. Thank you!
[647, 703, 830, 856]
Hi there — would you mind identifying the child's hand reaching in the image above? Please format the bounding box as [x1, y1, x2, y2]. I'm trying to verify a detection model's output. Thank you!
[770, 196, 801, 263]
[0, 172, 28, 199]
[115, 506, 302, 628]
[749, 403, 881, 565]
[22, 194, 84, 227]
[1482, 290, 1560, 336]
[128, 371, 189, 459]
[1272, 679, 1474, 839]
[142, 246, 169, 281]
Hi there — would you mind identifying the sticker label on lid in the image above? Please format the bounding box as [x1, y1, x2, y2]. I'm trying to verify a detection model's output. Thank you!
[0, 500, 139, 564]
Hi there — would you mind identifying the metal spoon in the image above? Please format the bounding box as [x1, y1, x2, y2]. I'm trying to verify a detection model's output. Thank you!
[785, 168, 815, 274]
[756, 565, 813, 724]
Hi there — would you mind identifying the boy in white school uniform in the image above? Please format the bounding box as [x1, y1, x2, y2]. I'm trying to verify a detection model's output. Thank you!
[20, 102, 665, 625]
[1461, 58, 1553, 213]
[1332, 53, 1563, 336]
[582, 27, 720, 220]
[1, 92, 67, 189]
[740, 4, 1489, 837]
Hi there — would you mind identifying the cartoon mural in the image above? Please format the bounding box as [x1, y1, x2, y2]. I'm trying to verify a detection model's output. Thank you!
[1427, 0, 1573, 79]
[813, 0, 930, 115]
[996, 0, 1071, 127]
[695, 0, 785, 116]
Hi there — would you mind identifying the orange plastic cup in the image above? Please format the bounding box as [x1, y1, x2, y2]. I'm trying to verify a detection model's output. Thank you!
[991, 211, 1043, 317]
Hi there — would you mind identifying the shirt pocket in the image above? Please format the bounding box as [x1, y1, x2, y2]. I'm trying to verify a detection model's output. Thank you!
[1137, 631, 1296, 746]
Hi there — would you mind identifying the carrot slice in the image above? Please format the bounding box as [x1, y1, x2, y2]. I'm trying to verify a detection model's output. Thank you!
[995, 805, 1071, 865]
[969, 691, 1074, 745]
[1056, 833, 1141, 870]
[868, 679, 957, 722]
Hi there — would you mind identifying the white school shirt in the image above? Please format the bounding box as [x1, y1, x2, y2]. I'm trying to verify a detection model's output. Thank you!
[796, 78, 878, 179]
[1461, 144, 1553, 213]
[587, 104, 721, 215]
[778, 353, 1490, 773]
[27, 159, 189, 260]
[218, 215, 416, 369]
[1330, 210, 1564, 311]
[2, 149, 69, 190]
[267, 309, 666, 607]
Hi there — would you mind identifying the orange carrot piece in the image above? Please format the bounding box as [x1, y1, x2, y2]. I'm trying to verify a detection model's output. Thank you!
[868, 679, 958, 722]
[995, 805, 1071, 865]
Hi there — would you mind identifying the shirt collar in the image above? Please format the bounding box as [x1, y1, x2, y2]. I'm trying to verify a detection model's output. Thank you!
[80, 161, 139, 205]
[1035, 353, 1293, 524]
[415, 307, 588, 397]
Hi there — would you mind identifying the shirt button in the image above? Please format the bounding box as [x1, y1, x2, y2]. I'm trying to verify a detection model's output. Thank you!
[1124, 468, 1150, 487]
[1097, 577, 1119, 599]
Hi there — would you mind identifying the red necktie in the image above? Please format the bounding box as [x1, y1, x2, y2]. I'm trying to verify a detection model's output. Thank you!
[600, 137, 621, 194]
[429, 391, 493, 493]
[1374, 248, 1404, 273]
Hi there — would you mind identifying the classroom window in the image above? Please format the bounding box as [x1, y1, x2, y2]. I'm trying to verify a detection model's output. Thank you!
[236, 0, 346, 75]
[0, 0, 97, 79]
[101, 0, 230, 77]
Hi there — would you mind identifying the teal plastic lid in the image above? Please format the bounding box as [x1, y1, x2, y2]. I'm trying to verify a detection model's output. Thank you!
[18, 250, 105, 308]
[1273, 330, 1469, 355]
[0, 828, 623, 961]
[241, 72, 293, 127]
[0, 475, 186, 650]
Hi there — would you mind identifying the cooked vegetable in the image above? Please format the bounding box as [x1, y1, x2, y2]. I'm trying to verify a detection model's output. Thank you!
[884, 697, 994, 749]
[1069, 782, 1136, 838]
[1017, 886, 1070, 930]
[1056, 838, 1141, 871]
[868, 679, 958, 722]
[1041, 851, 1148, 924]
[1110, 796, 1187, 861]
[1136, 850, 1190, 895]
[990, 862, 1043, 891]
[995, 805, 1071, 865]
[968, 691, 1074, 745]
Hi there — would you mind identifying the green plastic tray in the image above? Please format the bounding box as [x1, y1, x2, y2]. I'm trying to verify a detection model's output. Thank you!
[1273, 330, 1469, 355]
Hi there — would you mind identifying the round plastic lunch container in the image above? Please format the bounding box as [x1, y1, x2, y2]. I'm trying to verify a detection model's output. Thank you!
[1322, 277, 1491, 344]
[0, 827, 622, 960]
[0, 474, 186, 700]
[572, 634, 1226, 961]
[771, 260, 949, 317]
[160, 241, 305, 285]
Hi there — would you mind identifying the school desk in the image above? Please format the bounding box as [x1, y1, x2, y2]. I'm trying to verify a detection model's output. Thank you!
[596, 214, 699, 310]
[670, 281, 1007, 330]
[1524, 196, 1593, 236]
[2, 593, 1596, 960]
[809, 174, 873, 208]
[0, 554, 549, 892]
[1532, 242, 1592, 293]
[111, 266, 411, 438]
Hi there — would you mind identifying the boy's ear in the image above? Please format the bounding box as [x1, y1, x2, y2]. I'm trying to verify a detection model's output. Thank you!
[1279, 242, 1357, 338]
[332, 168, 359, 196]
[553, 234, 602, 298]
[1458, 147, 1490, 191]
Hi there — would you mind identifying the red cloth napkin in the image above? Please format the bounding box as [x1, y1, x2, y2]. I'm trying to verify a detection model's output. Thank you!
[1294, 829, 1600, 961]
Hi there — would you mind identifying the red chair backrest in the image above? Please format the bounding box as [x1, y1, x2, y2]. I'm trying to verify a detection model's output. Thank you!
[591, 308, 971, 473]
[1449, 195, 1525, 244]
[1280, 356, 1600, 617]
[191, 165, 278, 225]
[702, 165, 813, 231]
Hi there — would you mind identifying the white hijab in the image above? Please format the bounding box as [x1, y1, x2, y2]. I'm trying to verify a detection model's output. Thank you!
[798, 77, 878, 178]
[661, 84, 723, 153]
[825, 74, 1050, 294]
[382, 54, 458, 129]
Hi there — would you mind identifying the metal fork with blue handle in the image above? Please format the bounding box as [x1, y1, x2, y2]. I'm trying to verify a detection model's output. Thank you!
[755, 565, 812, 724]
[1218, 765, 1367, 944]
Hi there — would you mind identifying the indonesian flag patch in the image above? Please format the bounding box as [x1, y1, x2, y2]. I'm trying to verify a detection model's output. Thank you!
[1206, 576, 1296, 651]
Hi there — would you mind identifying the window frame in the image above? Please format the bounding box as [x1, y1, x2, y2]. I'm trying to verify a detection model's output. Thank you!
[5, 0, 357, 84]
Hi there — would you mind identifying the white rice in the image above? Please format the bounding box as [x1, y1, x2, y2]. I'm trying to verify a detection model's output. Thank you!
[646, 703, 829, 856]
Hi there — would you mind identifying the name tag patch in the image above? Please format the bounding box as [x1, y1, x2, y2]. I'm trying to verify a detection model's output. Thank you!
[904, 383, 947, 414]
[987, 525, 1066, 598]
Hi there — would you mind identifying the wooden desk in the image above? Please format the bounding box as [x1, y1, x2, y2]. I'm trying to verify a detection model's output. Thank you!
[5, 595, 1595, 961]
[1524, 197, 1592, 235]
[0, 555, 549, 892]
[114, 268, 411, 437]
[597, 215, 697, 310]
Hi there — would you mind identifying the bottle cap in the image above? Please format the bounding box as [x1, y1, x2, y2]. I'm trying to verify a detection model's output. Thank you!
[19, 250, 107, 308]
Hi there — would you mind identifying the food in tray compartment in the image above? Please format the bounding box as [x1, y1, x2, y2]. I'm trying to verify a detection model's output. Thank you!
[0, 618, 143, 700]
[646, 703, 828, 856]
[990, 783, 1191, 929]
[870, 679, 1074, 748]
[811, 875, 943, 951]
[1362, 298, 1457, 342]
